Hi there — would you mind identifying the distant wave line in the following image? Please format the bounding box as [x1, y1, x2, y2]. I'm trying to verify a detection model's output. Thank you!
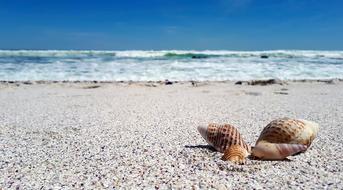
[0, 50, 343, 59]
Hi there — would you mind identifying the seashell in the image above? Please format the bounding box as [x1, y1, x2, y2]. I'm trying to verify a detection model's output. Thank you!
[252, 117, 319, 160]
[256, 118, 319, 146]
[198, 123, 250, 164]
[252, 142, 308, 160]
[222, 144, 249, 165]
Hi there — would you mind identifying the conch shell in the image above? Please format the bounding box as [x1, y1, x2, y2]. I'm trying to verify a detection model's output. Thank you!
[252, 118, 319, 160]
[198, 123, 251, 164]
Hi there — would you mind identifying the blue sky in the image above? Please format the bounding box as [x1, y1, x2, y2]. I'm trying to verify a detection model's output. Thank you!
[0, 0, 342, 50]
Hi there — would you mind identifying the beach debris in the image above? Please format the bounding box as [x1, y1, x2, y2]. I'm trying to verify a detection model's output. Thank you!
[23, 81, 33, 85]
[198, 123, 251, 164]
[82, 85, 101, 89]
[244, 91, 262, 96]
[292, 79, 341, 84]
[317, 79, 339, 84]
[190, 81, 209, 87]
[235, 79, 285, 86]
[164, 80, 173, 85]
[191, 80, 197, 87]
[274, 91, 289, 95]
[248, 78, 284, 85]
[252, 118, 319, 160]
[144, 83, 157, 87]
[234, 81, 244, 85]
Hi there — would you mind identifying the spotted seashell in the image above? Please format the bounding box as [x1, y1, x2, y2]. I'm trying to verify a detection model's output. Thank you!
[252, 118, 319, 160]
[256, 118, 319, 146]
[198, 123, 250, 164]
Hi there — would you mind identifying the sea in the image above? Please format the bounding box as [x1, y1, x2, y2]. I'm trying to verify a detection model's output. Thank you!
[0, 50, 342, 81]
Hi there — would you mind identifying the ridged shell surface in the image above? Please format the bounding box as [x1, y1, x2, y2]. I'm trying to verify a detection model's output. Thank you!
[197, 123, 251, 153]
[222, 144, 249, 164]
[256, 118, 319, 146]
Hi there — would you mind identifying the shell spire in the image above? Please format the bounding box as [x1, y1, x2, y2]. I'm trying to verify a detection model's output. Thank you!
[252, 118, 319, 160]
[198, 123, 250, 164]
[197, 125, 209, 144]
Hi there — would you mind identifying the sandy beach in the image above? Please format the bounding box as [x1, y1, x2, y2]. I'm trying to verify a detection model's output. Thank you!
[0, 81, 342, 189]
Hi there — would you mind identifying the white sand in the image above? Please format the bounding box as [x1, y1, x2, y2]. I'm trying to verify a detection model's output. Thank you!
[0, 81, 342, 189]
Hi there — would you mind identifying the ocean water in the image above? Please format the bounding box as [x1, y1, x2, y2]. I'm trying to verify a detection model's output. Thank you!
[0, 50, 342, 81]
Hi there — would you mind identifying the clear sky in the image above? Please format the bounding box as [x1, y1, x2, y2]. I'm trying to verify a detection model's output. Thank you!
[0, 0, 342, 50]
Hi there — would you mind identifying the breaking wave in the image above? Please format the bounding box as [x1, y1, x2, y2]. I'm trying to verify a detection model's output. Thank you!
[0, 50, 342, 81]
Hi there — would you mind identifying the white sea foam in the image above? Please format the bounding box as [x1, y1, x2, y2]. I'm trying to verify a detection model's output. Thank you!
[0, 50, 342, 81]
